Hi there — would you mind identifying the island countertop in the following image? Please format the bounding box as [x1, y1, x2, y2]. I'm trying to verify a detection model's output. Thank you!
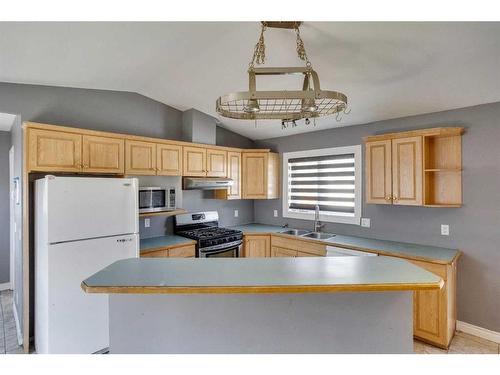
[229, 223, 460, 264]
[82, 257, 443, 294]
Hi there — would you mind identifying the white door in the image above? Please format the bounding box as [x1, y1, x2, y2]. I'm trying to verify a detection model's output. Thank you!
[45, 234, 138, 354]
[9, 146, 15, 290]
[42, 176, 138, 243]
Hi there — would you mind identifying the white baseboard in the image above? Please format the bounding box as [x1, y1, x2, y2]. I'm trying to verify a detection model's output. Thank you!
[12, 300, 23, 346]
[457, 320, 500, 344]
[0, 282, 12, 291]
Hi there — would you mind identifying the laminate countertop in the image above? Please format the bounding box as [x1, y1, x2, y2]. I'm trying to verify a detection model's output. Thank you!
[140, 235, 196, 254]
[82, 257, 443, 294]
[229, 223, 460, 264]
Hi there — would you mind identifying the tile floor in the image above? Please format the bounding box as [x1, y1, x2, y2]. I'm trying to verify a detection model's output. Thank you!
[1, 290, 499, 354]
[1, 290, 23, 354]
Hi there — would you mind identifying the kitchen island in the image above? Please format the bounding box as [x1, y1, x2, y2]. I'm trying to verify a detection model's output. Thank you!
[82, 257, 442, 354]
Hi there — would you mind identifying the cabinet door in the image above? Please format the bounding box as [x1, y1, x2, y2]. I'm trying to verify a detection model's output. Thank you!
[125, 140, 157, 175]
[296, 251, 318, 257]
[82, 135, 124, 174]
[392, 136, 423, 205]
[28, 128, 82, 172]
[244, 235, 270, 257]
[410, 259, 450, 348]
[366, 140, 392, 204]
[157, 143, 182, 176]
[271, 246, 297, 257]
[206, 149, 227, 177]
[183, 146, 207, 176]
[242, 152, 268, 199]
[226, 152, 241, 199]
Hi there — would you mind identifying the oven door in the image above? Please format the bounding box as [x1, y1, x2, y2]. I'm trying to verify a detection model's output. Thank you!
[200, 244, 241, 258]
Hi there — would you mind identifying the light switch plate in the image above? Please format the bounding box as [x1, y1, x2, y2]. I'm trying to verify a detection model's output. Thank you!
[234, 210, 239, 218]
[273, 210, 278, 217]
[144, 218, 150, 228]
[441, 224, 449, 236]
[361, 218, 371, 228]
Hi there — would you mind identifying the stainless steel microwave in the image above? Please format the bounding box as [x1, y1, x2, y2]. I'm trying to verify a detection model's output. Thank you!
[139, 187, 176, 213]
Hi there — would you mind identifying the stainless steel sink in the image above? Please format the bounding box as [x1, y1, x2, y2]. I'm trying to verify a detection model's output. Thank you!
[301, 232, 336, 240]
[279, 229, 311, 236]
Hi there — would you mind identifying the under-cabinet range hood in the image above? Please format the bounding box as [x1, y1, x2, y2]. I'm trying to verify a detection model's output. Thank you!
[183, 177, 233, 190]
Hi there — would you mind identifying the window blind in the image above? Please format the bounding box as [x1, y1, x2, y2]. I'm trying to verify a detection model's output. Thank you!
[287, 153, 356, 216]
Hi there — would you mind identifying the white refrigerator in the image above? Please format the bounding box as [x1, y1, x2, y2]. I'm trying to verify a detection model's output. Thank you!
[35, 176, 139, 354]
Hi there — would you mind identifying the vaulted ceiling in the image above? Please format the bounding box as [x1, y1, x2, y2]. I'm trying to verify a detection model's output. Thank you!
[1, 22, 499, 139]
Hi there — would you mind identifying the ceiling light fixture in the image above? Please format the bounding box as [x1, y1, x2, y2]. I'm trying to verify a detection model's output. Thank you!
[216, 21, 349, 128]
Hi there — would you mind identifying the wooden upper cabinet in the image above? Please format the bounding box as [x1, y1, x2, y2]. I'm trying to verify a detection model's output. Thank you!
[226, 152, 241, 199]
[242, 151, 279, 199]
[206, 148, 227, 177]
[156, 143, 182, 176]
[183, 146, 207, 176]
[392, 136, 422, 206]
[125, 140, 156, 175]
[242, 152, 267, 199]
[214, 151, 241, 200]
[82, 135, 124, 174]
[365, 127, 462, 207]
[28, 128, 82, 172]
[366, 140, 392, 204]
[244, 235, 270, 257]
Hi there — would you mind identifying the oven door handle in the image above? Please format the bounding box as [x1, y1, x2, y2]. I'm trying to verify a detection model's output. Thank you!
[200, 244, 241, 257]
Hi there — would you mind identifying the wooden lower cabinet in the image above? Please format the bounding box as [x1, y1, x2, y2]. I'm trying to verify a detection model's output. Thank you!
[410, 258, 457, 348]
[271, 246, 297, 257]
[244, 235, 270, 257]
[141, 244, 195, 258]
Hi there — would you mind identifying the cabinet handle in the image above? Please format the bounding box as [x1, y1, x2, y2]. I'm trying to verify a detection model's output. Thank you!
[385, 196, 392, 201]
[392, 195, 398, 200]
[83, 164, 89, 168]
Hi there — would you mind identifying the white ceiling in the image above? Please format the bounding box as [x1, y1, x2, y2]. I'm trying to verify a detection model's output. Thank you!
[0, 112, 17, 131]
[0, 22, 499, 139]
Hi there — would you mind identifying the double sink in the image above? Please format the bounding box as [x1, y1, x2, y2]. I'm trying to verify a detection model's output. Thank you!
[279, 228, 336, 240]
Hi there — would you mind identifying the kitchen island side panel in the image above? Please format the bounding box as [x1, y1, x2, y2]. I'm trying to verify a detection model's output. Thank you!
[109, 292, 413, 354]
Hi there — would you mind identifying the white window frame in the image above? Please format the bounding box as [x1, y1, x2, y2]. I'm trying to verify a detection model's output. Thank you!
[282, 145, 362, 225]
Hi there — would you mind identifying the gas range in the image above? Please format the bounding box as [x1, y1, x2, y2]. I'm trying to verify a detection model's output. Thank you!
[174, 211, 243, 258]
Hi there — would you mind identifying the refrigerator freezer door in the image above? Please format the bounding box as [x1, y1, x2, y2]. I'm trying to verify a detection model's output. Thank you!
[42, 177, 138, 243]
[40, 234, 138, 354]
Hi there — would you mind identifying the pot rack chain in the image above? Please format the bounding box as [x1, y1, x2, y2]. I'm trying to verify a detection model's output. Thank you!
[248, 23, 312, 70]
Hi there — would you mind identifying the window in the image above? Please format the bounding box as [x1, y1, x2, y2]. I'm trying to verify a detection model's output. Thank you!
[282, 145, 362, 225]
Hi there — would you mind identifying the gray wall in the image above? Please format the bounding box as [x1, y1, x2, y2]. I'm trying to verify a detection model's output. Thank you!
[0, 82, 255, 340]
[0, 131, 10, 284]
[255, 102, 500, 332]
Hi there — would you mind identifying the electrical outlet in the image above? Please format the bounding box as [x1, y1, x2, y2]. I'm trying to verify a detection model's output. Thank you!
[144, 218, 150, 228]
[234, 210, 239, 218]
[441, 224, 449, 236]
[361, 218, 371, 228]
[273, 210, 278, 217]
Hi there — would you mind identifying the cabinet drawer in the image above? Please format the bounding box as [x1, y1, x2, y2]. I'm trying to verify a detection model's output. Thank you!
[271, 235, 326, 256]
[168, 245, 196, 258]
[141, 249, 169, 258]
[271, 246, 297, 257]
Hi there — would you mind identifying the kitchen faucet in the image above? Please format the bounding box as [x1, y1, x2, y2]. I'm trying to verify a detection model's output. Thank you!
[314, 205, 324, 233]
